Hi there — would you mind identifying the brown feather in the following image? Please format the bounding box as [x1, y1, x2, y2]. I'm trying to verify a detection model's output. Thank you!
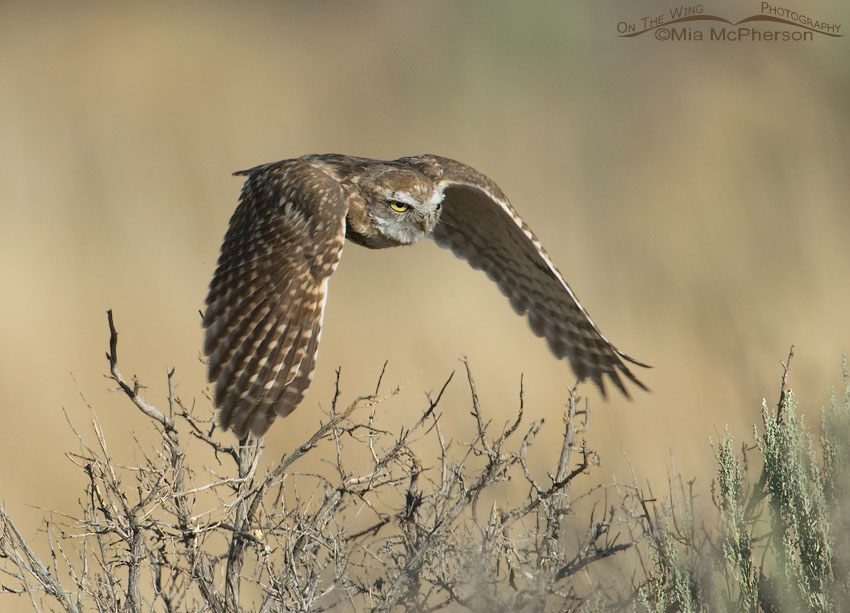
[204, 153, 648, 439]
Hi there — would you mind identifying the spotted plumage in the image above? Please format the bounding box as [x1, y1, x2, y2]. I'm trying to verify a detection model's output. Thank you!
[204, 154, 648, 438]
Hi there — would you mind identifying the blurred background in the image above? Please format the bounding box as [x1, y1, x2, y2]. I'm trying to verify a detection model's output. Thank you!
[2, 0, 848, 547]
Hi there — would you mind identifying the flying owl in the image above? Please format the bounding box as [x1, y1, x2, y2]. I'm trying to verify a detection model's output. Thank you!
[204, 154, 648, 438]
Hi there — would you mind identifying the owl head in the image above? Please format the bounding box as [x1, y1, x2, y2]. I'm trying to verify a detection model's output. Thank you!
[359, 167, 445, 245]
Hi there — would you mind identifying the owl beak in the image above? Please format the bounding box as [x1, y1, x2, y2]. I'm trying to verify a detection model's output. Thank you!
[420, 213, 438, 235]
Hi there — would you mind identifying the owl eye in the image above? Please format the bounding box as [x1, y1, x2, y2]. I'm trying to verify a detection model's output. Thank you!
[389, 201, 410, 212]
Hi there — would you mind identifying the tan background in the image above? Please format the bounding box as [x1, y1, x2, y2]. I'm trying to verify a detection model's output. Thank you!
[2, 0, 849, 548]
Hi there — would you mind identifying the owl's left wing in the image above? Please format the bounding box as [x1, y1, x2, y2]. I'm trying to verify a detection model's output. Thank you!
[405, 155, 648, 397]
[203, 159, 348, 438]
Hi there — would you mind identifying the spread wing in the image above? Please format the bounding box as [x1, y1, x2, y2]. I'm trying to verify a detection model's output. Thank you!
[406, 155, 649, 397]
[203, 159, 348, 438]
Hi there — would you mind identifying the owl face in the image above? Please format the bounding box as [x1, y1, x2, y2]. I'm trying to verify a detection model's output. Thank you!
[362, 169, 445, 245]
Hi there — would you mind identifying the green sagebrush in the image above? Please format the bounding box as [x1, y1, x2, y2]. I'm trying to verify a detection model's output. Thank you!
[636, 354, 850, 613]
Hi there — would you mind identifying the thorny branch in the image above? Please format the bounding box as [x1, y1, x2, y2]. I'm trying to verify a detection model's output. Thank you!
[1, 311, 632, 611]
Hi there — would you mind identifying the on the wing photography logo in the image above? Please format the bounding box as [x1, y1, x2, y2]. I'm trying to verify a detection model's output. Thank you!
[617, 2, 842, 42]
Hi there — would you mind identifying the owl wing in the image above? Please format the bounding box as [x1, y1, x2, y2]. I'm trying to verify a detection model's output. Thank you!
[407, 155, 648, 397]
[203, 159, 348, 438]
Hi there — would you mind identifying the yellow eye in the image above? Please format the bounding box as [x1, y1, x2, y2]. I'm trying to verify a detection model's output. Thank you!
[389, 201, 410, 212]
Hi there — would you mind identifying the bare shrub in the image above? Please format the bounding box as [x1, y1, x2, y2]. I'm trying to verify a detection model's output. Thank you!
[0, 311, 631, 612]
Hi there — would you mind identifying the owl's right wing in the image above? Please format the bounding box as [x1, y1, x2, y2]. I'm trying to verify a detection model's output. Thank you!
[406, 155, 648, 398]
[203, 159, 348, 439]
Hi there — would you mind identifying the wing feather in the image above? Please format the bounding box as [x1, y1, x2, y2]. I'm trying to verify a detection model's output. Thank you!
[406, 155, 648, 397]
[203, 160, 347, 438]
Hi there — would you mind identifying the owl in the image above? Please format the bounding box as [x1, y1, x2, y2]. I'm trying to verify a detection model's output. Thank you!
[204, 154, 648, 438]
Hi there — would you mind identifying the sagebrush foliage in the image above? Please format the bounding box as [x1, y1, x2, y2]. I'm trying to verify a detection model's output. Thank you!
[635, 355, 850, 613]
